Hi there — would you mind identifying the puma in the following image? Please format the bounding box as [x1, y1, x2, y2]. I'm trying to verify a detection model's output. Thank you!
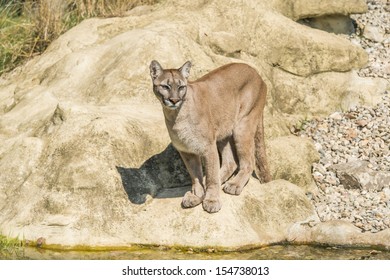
[149, 60, 271, 213]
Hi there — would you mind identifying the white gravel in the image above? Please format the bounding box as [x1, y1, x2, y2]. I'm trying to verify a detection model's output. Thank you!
[349, 0, 390, 79]
[300, 95, 390, 233]
[299, 0, 389, 233]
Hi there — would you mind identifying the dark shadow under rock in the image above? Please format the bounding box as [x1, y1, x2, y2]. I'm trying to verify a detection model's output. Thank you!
[116, 144, 191, 204]
[297, 14, 356, 35]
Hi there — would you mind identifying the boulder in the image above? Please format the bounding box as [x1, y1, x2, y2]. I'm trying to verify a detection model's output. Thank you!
[268, 136, 320, 193]
[207, 7, 368, 77]
[271, 70, 388, 118]
[285, 0, 367, 20]
[363, 24, 387, 43]
[329, 160, 390, 191]
[288, 220, 390, 250]
[0, 0, 388, 249]
[1, 178, 318, 248]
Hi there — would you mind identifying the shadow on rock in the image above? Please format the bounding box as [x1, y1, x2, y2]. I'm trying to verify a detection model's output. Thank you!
[116, 144, 191, 204]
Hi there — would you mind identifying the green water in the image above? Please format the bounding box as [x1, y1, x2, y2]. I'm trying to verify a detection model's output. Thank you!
[6, 244, 390, 260]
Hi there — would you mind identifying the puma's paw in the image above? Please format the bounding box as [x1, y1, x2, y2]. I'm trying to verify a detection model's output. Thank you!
[223, 182, 244, 195]
[202, 198, 222, 213]
[182, 191, 203, 208]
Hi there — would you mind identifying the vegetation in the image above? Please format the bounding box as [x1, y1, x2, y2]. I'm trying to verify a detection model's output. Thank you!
[0, 0, 158, 75]
[0, 234, 24, 259]
[291, 116, 310, 134]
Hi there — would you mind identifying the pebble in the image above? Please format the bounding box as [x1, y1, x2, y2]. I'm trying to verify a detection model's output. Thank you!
[299, 0, 390, 233]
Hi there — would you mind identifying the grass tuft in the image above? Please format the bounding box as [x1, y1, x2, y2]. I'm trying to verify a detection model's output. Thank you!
[0, 234, 25, 259]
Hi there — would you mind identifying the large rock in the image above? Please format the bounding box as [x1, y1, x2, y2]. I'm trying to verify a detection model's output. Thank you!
[0, 178, 317, 248]
[363, 24, 387, 43]
[288, 220, 390, 250]
[268, 136, 320, 193]
[271, 70, 388, 118]
[197, 2, 367, 77]
[281, 0, 367, 20]
[0, 0, 388, 249]
[329, 160, 390, 191]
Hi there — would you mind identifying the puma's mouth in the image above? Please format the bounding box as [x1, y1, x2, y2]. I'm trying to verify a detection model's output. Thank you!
[163, 98, 182, 110]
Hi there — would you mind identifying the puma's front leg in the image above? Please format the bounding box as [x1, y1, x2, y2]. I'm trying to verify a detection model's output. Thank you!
[202, 145, 222, 213]
[179, 151, 205, 208]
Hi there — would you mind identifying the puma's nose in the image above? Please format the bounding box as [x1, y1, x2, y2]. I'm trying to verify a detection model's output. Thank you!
[169, 98, 181, 104]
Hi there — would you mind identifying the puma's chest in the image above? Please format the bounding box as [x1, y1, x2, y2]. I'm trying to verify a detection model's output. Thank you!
[165, 118, 207, 154]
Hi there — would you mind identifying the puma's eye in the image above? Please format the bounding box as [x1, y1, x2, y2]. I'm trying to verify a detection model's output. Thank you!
[161, 85, 170, 90]
[178, 85, 187, 91]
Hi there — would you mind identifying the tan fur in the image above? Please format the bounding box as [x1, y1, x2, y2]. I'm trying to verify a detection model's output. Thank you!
[150, 61, 271, 213]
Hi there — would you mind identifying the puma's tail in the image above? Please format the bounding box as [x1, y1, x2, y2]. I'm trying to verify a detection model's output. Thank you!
[254, 85, 272, 183]
[254, 113, 272, 183]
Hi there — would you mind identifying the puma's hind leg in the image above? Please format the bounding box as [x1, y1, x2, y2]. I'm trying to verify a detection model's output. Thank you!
[223, 117, 256, 195]
[217, 136, 238, 184]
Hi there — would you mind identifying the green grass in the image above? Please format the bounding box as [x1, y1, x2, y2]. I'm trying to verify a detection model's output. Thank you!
[291, 116, 311, 134]
[0, 234, 25, 259]
[0, 0, 159, 75]
[0, 3, 34, 74]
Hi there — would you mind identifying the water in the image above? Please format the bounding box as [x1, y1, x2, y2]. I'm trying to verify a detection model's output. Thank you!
[12, 244, 390, 260]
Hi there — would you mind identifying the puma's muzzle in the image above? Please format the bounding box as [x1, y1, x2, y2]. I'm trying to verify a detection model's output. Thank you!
[163, 97, 183, 109]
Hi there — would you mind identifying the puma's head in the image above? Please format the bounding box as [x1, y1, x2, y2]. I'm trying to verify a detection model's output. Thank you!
[149, 60, 192, 110]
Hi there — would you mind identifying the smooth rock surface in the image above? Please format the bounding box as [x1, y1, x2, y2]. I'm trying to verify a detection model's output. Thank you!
[289, 220, 390, 250]
[268, 136, 320, 193]
[363, 24, 386, 43]
[285, 0, 367, 20]
[1, 179, 317, 247]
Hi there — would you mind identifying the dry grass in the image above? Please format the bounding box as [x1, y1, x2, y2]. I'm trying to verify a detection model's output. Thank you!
[72, 0, 155, 17]
[0, 0, 159, 74]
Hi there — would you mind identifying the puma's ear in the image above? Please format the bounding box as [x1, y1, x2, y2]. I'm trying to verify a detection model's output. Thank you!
[179, 61, 192, 79]
[150, 60, 163, 80]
